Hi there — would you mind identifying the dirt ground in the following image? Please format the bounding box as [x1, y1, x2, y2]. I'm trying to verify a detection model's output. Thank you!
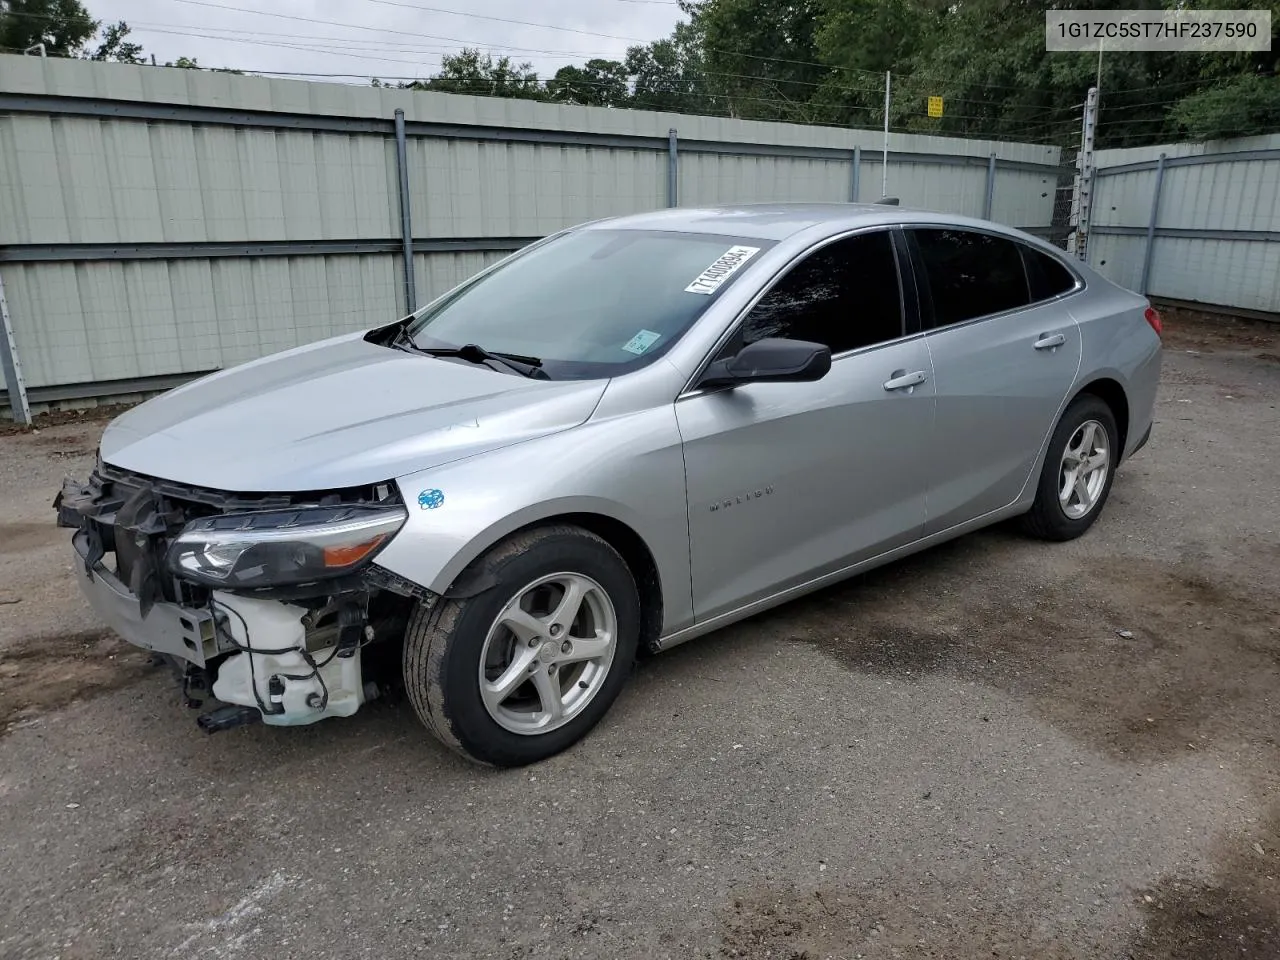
[0, 311, 1277, 959]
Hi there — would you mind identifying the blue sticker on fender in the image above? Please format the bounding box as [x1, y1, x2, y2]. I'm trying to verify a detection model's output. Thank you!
[418, 488, 445, 510]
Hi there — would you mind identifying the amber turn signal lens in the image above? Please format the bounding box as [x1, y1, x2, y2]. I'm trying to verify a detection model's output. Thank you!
[323, 535, 389, 568]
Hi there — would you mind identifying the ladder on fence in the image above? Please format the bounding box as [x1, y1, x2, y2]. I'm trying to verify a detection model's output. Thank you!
[1067, 86, 1099, 262]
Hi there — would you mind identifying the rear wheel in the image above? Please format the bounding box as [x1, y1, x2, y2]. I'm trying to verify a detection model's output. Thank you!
[403, 525, 639, 766]
[1021, 394, 1119, 541]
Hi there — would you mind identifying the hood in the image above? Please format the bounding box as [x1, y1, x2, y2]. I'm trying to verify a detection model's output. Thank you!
[100, 334, 607, 492]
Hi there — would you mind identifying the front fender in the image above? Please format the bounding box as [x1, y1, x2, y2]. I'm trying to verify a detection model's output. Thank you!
[371, 406, 694, 634]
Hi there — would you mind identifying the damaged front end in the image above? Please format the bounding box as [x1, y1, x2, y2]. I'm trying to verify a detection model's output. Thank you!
[55, 460, 425, 732]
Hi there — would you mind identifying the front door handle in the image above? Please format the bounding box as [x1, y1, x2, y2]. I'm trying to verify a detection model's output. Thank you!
[883, 369, 928, 392]
[1034, 332, 1066, 350]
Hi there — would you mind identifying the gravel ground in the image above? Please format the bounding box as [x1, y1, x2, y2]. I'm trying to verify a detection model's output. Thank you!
[1, 312, 1277, 960]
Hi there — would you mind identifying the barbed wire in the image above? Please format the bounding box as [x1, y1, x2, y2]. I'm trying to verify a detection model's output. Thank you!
[8, 4, 1271, 149]
[9, 2, 1101, 100]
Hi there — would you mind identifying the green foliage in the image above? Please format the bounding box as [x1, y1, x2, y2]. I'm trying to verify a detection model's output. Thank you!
[1171, 73, 1280, 140]
[412, 48, 547, 100]
[631, 0, 1277, 145]
[6, 0, 1274, 145]
[547, 59, 631, 107]
[408, 14, 710, 115]
[689, 0, 826, 120]
[625, 31, 708, 113]
[88, 20, 142, 63]
[0, 0, 95, 56]
[1, 0, 200, 67]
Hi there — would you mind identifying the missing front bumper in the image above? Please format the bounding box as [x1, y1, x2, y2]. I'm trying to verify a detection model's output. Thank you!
[70, 529, 374, 727]
[71, 529, 226, 667]
[57, 466, 408, 730]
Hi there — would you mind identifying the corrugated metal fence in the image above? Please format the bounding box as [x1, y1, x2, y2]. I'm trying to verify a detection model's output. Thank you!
[0, 55, 1066, 422]
[1088, 133, 1280, 318]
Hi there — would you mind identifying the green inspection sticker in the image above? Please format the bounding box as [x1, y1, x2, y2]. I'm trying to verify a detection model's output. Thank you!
[621, 329, 662, 356]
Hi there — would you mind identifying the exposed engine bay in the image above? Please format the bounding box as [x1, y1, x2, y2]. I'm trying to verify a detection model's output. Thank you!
[54, 460, 420, 732]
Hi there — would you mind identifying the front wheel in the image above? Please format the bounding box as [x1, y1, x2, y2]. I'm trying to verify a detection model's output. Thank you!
[1021, 394, 1119, 541]
[403, 525, 639, 766]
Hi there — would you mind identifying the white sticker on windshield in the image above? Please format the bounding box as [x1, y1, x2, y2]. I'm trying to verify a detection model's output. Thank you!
[622, 329, 662, 355]
[684, 245, 761, 295]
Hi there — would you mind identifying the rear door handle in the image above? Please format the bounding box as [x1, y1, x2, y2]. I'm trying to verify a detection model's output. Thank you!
[1034, 332, 1066, 350]
[883, 369, 928, 392]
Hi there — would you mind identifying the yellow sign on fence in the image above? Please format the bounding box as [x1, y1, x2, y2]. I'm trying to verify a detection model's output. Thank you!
[927, 96, 944, 118]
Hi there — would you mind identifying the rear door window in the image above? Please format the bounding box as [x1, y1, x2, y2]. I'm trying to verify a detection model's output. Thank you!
[911, 228, 1031, 329]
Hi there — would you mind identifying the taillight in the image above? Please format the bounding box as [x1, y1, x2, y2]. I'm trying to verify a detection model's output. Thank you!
[1143, 306, 1163, 337]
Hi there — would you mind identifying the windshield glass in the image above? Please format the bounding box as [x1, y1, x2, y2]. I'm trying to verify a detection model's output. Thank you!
[406, 229, 773, 380]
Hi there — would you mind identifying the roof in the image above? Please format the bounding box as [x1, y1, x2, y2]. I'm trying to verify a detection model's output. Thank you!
[586, 202, 1035, 244]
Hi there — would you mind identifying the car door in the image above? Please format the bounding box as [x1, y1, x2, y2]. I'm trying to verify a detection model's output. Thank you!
[905, 227, 1083, 535]
[676, 229, 936, 622]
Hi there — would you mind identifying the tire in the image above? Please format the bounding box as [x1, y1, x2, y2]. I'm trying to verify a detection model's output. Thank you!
[403, 525, 640, 767]
[1021, 394, 1120, 542]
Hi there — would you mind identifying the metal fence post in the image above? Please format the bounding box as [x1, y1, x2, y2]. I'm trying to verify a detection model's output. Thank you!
[667, 128, 679, 208]
[983, 152, 997, 220]
[393, 108, 417, 314]
[850, 146, 861, 202]
[881, 71, 891, 197]
[1140, 153, 1167, 297]
[0, 272, 32, 425]
[1074, 86, 1099, 262]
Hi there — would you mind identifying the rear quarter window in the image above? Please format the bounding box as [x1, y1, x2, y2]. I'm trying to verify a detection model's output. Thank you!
[1022, 245, 1079, 302]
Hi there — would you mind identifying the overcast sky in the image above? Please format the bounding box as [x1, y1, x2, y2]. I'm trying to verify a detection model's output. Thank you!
[92, 0, 686, 82]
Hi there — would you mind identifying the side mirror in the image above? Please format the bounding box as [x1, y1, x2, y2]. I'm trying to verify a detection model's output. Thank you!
[699, 338, 832, 389]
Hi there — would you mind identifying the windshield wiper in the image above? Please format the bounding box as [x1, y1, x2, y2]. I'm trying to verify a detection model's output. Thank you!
[408, 342, 548, 380]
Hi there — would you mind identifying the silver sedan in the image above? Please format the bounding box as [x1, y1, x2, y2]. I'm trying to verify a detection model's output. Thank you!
[56, 204, 1162, 765]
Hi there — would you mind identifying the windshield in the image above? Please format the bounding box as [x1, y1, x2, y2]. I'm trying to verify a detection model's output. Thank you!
[406, 229, 773, 380]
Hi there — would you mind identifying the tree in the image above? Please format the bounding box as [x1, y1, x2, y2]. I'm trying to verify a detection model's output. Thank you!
[382, 0, 1278, 145]
[625, 30, 711, 114]
[161, 56, 243, 74]
[547, 59, 631, 107]
[416, 48, 546, 100]
[690, 0, 827, 120]
[0, 0, 95, 56]
[806, 0, 937, 126]
[1171, 72, 1280, 140]
[2, 0, 207, 68]
[88, 19, 142, 62]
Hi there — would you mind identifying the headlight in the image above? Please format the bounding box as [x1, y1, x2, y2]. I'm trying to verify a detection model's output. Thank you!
[167, 504, 407, 588]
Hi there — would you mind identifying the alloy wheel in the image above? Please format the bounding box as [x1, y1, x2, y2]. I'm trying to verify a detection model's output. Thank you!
[477, 572, 618, 735]
[1058, 419, 1110, 520]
